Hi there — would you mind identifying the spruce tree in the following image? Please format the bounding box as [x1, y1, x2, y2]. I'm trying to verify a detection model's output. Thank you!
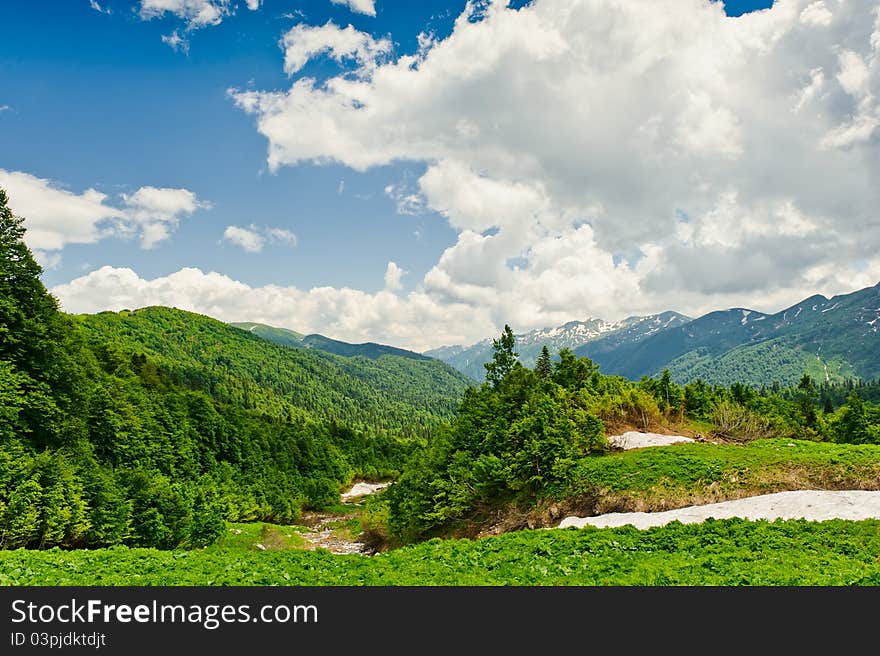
[484, 324, 518, 388]
[535, 345, 552, 379]
[0, 188, 64, 377]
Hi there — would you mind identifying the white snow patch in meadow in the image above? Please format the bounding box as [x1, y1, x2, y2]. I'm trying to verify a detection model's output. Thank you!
[341, 482, 390, 502]
[608, 432, 695, 450]
[558, 490, 880, 530]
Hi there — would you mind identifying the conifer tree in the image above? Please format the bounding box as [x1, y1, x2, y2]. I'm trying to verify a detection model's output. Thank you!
[484, 324, 518, 388]
[535, 345, 552, 379]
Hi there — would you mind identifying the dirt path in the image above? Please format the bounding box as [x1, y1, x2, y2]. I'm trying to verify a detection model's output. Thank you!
[299, 512, 365, 555]
[298, 481, 390, 555]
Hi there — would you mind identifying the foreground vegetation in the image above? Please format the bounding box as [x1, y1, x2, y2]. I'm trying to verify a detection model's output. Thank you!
[3, 519, 880, 585]
[386, 330, 880, 541]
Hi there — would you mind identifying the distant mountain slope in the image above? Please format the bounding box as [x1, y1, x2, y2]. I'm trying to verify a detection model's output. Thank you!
[77, 308, 472, 436]
[425, 312, 691, 380]
[231, 322, 304, 349]
[230, 322, 430, 361]
[577, 283, 880, 386]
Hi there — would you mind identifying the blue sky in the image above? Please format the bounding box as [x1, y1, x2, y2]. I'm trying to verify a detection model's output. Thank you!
[2, 0, 878, 350]
[2, 1, 466, 291]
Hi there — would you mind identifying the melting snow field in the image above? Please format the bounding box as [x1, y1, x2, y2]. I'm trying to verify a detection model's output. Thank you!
[608, 431, 695, 449]
[558, 490, 880, 530]
[341, 481, 390, 502]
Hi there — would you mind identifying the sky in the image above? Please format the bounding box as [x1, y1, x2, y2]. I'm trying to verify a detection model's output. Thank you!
[1, 0, 878, 352]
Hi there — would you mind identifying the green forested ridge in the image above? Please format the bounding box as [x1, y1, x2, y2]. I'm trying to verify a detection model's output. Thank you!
[230, 322, 304, 349]
[0, 189, 460, 551]
[78, 308, 470, 437]
[231, 321, 432, 361]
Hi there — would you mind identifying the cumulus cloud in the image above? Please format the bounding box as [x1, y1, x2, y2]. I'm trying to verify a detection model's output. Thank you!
[221, 0, 880, 346]
[0, 169, 207, 255]
[141, 0, 372, 51]
[223, 224, 298, 253]
[139, 0, 263, 50]
[44, 1, 880, 350]
[52, 266, 489, 353]
[330, 0, 376, 17]
[384, 261, 405, 291]
[139, 0, 231, 29]
[121, 186, 208, 249]
[280, 22, 392, 76]
[799, 1, 833, 26]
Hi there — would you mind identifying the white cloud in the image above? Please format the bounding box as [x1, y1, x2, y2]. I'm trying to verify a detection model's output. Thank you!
[33, 251, 62, 271]
[223, 224, 298, 253]
[140, 0, 261, 49]
[799, 1, 832, 26]
[0, 169, 123, 251]
[223, 225, 264, 253]
[836, 50, 870, 98]
[0, 105, 10, 112]
[89, 0, 112, 15]
[223, 0, 880, 346]
[121, 186, 208, 249]
[0, 169, 207, 254]
[280, 22, 392, 77]
[139, 0, 230, 29]
[384, 181, 425, 216]
[793, 67, 825, 112]
[52, 266, 490, 353]
[384, 261, 405, 291]
[161, 30, 190, 53]
[330, 0, 376, 17]
[266, 227, 298, 246]
[42, 0, 880, 350]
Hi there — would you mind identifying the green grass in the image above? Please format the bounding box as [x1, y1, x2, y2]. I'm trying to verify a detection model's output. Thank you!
[3, 519, 880, 585]
[562, 438, 880, 502]
[207, 523, 308, 552]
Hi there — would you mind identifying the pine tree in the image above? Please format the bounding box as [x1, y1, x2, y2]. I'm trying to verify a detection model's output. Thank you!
[535, 345, 552, 379]
[0, 188, 63, 372]
[484, 324, 518, 388]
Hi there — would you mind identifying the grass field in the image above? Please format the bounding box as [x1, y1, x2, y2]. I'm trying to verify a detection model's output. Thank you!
[556, 438, 880, 514]
[3, 518, 880, 586]
[5, 439, 880, 586]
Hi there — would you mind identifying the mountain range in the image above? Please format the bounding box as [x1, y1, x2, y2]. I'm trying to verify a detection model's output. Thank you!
[426, 283, 880, 387]
[424, 312, 691, 381]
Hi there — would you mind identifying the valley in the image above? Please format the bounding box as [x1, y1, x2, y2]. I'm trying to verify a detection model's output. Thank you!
[3, 188, 880, 586]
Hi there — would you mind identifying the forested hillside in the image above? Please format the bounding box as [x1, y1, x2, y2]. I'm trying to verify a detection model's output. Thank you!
[387, 328, 880, 542]
[231, 322, 432, 361]
[0, 189, 465, 551]
[78, 309, 471, 437]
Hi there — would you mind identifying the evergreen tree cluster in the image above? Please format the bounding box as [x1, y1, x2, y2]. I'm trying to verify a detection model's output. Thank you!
[387, 328, 880, 542]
